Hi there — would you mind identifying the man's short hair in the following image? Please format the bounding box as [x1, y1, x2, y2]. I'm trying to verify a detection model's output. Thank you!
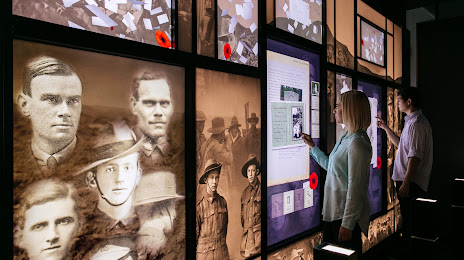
[132, 72, 172, 101]
[23, 56, 78, 97]
[398, 87, 421, 109]
[14, 179, 79, 231]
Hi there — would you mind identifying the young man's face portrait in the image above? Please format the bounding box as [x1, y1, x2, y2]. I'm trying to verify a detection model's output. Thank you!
[95, 153, 140, 206]
[247, 164, 258, 184]
[206, 171, 220, 193]
[20, 74, 82, 146]
[230, 127, 239, 138]
[132, 79, 173, 140]
[19, 197, 79, 260]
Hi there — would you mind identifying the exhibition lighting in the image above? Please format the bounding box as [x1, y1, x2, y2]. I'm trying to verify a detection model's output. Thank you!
[321, 245, 355, 256]
[416, 198, 437, 203]
[455, 178, 464, 181]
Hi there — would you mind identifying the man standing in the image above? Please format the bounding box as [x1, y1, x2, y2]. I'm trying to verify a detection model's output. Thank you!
[197, 117, 233, 178]
[240, 154, 261, 258]
[196, 159, 229, 260]
[226, 116, 247, 183]
[244, 113, 261, 160]
[377, 87, 433, 239]
[15, 56, 83, 179]
[14, 179, 80, 260]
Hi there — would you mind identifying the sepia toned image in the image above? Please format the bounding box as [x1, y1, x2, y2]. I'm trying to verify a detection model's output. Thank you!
[268, 232, 323, 260]
[13, 0, 174, 48]
[386, 87, 399, 210]
[197, 0, 216, 57]
[217, 0, 259, 67]
[13, 39, 185, 259]
[178, 0, 193, 52]
[275, 0, 323, 44]
[196, 68, 261, 259]
[361, 210, 395, 252]
[360, 20, 385, 67]
[335, 73, 352, 141]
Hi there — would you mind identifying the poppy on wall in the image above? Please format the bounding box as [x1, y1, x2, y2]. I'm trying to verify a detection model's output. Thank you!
[224, 43, 231, 59]
[156, 30, 172, 48]
[377, 157, 381, 169]
[309, 172, 318, 190]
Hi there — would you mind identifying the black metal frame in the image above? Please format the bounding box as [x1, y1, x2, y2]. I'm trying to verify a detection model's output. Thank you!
[358, 15, 387, 69]
[3, 0, 408, 258]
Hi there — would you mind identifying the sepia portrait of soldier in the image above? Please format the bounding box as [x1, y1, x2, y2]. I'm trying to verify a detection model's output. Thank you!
[225, 116, 247, 185]
[15, 56, 85, 182]
[240, 154, 261, 258]
[14, 179, 80, 260]
[196, 159, 229, 260]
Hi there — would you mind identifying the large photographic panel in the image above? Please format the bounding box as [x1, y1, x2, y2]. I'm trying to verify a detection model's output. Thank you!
[267, 232, 323, 259]
[275, 0, 323, 44]
[361, 209, 395, 252]
[13, 0, 174, 48]
[217, 0, 259, 67]
[195, 68, 261, 259]
[360, 20, 385, 67]
[13, 40, 185, 259]
[267, 39, 321, 246]
[358, 80, 383, 216]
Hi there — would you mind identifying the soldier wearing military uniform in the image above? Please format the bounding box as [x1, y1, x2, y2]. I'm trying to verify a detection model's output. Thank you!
[196, 159, 229, 260]
[240, 154, 261, 257]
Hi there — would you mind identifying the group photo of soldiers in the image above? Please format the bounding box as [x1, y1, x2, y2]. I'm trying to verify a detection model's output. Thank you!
[195, 68, 262, 259]
[13, 40, 186, 259]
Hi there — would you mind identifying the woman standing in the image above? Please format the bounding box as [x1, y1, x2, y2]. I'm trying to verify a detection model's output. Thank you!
[303, 90, 372, 257]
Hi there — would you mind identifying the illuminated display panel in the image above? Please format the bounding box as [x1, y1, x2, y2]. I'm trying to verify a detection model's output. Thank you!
[360, 20, 385, 67]
[275, 0, 323, 44]
[267, 39, 321, 246]
[13, 0, 174, 48]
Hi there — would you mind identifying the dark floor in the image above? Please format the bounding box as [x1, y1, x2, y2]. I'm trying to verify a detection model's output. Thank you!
[362, 232, 458, 260]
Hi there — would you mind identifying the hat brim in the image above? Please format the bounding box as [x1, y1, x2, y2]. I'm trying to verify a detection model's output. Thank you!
[207, 127, 226, 134]
[242, 157, 260, 178]
[247, 118, 259, 123]
[134, 194, 184, 206]
[228, 123, 242, 129]
[73, 138, 143, 176]
[199, 163, 222, 184]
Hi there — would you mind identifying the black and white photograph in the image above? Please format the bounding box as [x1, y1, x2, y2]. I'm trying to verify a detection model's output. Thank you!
[197, 0, 216, 57]
[196, 68, 261, 259]
[13, 0, 174, 48]
[13, 39, 186, 259]
[311, 81, 320, 95]
[292, 107, 303, 141]
[280, 85, 303, 102]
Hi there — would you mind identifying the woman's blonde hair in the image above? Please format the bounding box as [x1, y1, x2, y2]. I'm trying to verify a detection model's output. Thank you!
[339, 90, 371, 133]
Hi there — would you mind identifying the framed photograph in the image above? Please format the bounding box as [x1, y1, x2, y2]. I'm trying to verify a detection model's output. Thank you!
[360, 18, 386, 67]
[13, 0, 174, 48]
[12, 39, 185, 259]
[291, 106, 303, 140]
[195, 68, 261, 259]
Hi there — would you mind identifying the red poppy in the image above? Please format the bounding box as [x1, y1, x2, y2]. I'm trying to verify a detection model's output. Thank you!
[224, 43, 231, 59]
[361, 38, 364, 46]
[377, 157, 382, 169]
[155, 30, 171, 48]
[309, 172, 318, 190]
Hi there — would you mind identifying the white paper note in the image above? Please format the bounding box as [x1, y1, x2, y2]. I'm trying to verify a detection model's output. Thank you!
[249, 22, 257, 33]
[236, 41, 244, 56]
[92, 16, 110, 27]
[105, 0, 118, 13]
[85, 0, 98, 6]
[143, 18, 153, 30]
[157, 13, 169, 24]
[287, 24, 294, 33]
[242, 2, 253, 20]
[283, 3, 288, 12]
[239, 56, 248, 64]
[86, 5, 118, 27]
[283, 190, 295, 215]
[150, 7, 162, 15]
[68, 21, 85, 30]
[304, 187, 314, 208]
[311, 123, 320, 138]
[144, 0, 152, 11]
[311, 110, 319, 124]
[165, 0, 171, 8]
[252, 43, 258, 55]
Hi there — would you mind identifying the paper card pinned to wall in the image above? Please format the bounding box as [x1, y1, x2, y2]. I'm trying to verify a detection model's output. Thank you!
[236, 41, 244, 56]
[144, 0, 152, 11]
[311, 124, 320, 138]
[85, 0, 98, 6]
[311, 110, 320, 124]
[252, 43, 258, 55]
[143, 18, 153, 30]
[303, 181, 310, 189]
[157, 13, 169, 24]
[86, 5, 118, 27]
[231, 15, 237, 26]
[63, 0, 80, 7]
[304, 187, 314, 208]
[283, 3, 288, 12]
[235, 4, 243, 17]
[294, 188, 305, 211]
[242, 2, 253, 20]
[271, 193, 284, 218]
[165, 0, 171, 8]
[105, 0, 118, 13]
[287, 24, 294, 33]
[228, 24, 235, 34]
[123, 13, 137, 31]
[92, 16, 110, 27]
[283, 190, 295, 215]
[150, 7, 162, 15]
[311, 96, 320, 110]
[250, 22, 257, 33]
[239, 56, 248, 64]
[68, 21, 85, 30]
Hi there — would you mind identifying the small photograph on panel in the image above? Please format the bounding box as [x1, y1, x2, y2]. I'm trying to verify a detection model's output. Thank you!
[13, 0, 174, 48]
[217, 0, 259, 67]
[196, 68, 261, 259]
[268, 232, 323, 260]
[280, 85, 303, 101]
[197, 0, 216, 57]
[13, 40, 186, 259]
[292, 107, 303, 140]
